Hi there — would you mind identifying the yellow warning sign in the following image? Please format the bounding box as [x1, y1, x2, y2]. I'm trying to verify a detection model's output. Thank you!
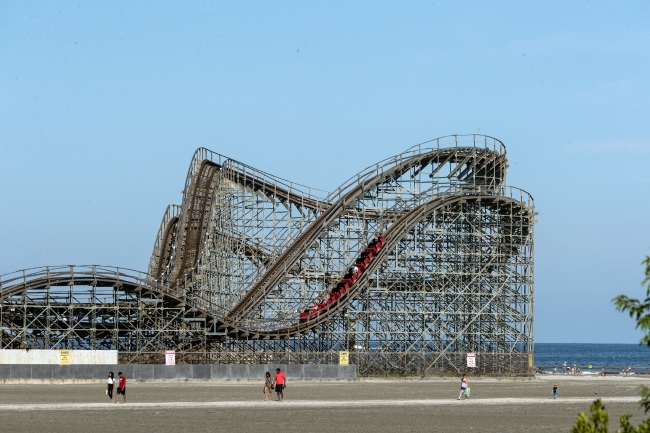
[59, 350, 71, 365]
[339, 351, 349, 365]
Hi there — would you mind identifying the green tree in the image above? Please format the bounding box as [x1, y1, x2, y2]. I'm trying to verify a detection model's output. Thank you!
[571, 399, 609, 433]
[613, 256, 650, 347]
[613, 255, 650, 416]
[571, 255, 650, 432]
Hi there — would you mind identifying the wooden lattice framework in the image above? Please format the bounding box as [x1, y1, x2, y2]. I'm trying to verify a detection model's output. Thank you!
[1, 135, 536, 375]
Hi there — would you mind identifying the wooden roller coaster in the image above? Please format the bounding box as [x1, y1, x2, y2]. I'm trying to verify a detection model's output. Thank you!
[1, 135, 535, 375]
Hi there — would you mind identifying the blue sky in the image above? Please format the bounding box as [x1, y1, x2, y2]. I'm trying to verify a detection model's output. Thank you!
[1, 1, 649, 343]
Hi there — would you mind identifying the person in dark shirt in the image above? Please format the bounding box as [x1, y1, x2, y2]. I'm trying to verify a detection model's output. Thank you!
[553, 384, 558, 399]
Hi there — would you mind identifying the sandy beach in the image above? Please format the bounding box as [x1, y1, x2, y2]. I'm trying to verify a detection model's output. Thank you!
[1, 377, 648, 432]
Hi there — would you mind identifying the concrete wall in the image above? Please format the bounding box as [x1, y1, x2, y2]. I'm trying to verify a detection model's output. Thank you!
[0, 350, 118, 365]
[0, 364, 357, 381]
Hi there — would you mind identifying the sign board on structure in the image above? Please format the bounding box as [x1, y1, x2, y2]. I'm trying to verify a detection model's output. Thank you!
[528, 354, 533, 369]
[165, 350, 176, 365]
[339, 351, 349, 365]
[466, 352, 476, 368]
[59, 350, 71, 365]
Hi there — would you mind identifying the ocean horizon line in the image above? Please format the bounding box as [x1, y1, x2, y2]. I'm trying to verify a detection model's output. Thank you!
[535, 342, 646, 345]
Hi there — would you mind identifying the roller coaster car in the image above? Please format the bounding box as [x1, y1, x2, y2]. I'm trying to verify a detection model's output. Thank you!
[299, 236, 386, 322]
[299, 311, 319, 321]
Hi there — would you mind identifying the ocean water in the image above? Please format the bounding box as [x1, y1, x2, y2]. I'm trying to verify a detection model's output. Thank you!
[535, 343, 650, 367]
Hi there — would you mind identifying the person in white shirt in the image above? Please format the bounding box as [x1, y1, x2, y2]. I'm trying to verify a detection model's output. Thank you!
[106, 372, 115, 403]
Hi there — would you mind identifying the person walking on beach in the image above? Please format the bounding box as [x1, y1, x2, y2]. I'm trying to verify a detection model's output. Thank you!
[116, 371, 127, 404]
[274, 368, 286, 402]
[263, 372, 274, 401]
[458, 374, 469, 400]
[553, 384, 558, 399]
[106, 372, 115, 404]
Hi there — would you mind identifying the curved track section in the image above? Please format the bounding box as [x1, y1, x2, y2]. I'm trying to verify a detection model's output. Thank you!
[0, 266, 208, 360]
[225, 190, 533, 339]
[148, 148, 329, 287]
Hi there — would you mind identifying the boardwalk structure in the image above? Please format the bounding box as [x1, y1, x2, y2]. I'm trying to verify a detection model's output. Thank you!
[0, 135, 536, 375]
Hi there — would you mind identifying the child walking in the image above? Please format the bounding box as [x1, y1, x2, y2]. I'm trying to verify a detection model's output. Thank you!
[553, 384, 558, 399]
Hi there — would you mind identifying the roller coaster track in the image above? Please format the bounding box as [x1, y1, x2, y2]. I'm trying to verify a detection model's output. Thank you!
[152, 139, 506, 307]
[0, 266, 191, 350]
[1, 135, 535, 374]
[144, 140, 510, 326]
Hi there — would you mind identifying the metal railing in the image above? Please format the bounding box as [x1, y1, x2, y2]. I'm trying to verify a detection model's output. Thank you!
[0, 265, 155, 294]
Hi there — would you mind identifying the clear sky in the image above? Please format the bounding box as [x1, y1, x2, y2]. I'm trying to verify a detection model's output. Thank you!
[1, 1, 649, 343]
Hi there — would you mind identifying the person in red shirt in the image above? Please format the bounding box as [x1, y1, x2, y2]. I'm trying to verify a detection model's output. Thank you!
[116, 371, 127, 404]
[274, 368, 286, 401]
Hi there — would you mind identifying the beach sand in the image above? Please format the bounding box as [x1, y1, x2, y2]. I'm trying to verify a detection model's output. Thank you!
[0, 377, 647, 432]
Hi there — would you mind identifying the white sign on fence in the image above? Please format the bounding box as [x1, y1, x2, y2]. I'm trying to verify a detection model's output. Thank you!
[466, 352, 476, 368]
[165, 350, 176, 365]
